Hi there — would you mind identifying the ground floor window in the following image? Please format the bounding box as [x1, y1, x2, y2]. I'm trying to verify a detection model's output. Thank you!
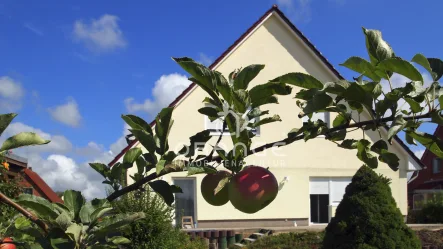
[310, 177, 352, 224]
[173, 178, 196, 227]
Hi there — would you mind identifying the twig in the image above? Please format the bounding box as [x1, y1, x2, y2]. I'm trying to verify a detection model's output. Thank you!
[0, 191, 48, 234]
[107, 112, 433, 202]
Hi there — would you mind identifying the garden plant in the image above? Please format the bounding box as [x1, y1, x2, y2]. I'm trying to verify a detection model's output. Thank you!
[1, 27, 443, 247]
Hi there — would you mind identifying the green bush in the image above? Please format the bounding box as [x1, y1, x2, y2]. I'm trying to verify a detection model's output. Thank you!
[411, 193, 443, 223]
[111, 186, 206, 249]
[322, 165, 421, 249]
[245, 232, 323, 249]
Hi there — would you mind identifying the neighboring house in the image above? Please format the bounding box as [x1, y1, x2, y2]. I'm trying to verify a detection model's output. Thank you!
[3, 152, 63, 203]
[408, 125, 443, 210]
[110, 5, 422, 228]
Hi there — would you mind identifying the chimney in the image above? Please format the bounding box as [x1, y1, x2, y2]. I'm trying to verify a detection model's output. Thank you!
[28, 167, 32, 171]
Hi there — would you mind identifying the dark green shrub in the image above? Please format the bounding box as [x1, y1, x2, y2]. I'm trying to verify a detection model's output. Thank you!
[322, 165, 421, 249]
[244, 232, 323, 249]
[111, 186, 206, 249]
[411, 193, 443, 223]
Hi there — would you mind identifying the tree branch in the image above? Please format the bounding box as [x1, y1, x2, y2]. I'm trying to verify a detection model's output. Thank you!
[0, 191, 48, 234]
[106, 111, 433, 202]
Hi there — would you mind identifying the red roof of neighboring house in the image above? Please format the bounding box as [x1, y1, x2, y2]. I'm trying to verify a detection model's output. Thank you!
[108, 5, 424, 170]
[22, 169, 63, 203]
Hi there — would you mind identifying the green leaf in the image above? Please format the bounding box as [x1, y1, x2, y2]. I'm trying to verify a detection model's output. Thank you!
[90, 207, 113, 225]
[55, 212, 73, 230]
[0, 132, 50, 152]
[198, 107, 220, 121]
[271, 72, 323, 89]
[121, 114, 153, 134]
[339, 140, 358, 150]
[16, 194, 59, 220]
[378, 149, 400, 171]
[123, 147, 142, 166]
[340, 56, 381, 81]
[378, 57, 423, 82]
[89, 163, 108, 178]
[154, 107, 174, 155]
[327, 130, 346, 141]
[332, 113, 350, 128]
[232, 89, 250, 113]
[362, 27, 394, 65]
[233, 64, 265, 90]
[187, 165, 217, 176]
[0, 113, 17, 137]
[303, 92, 333, 115]
[66, 223, 82, 244]
[156, 160, 166, 175]
[170, 185, 183, 193]
[249, 82, 292, 106]
[130, 129, 156, 155]
[404, 97, 423, 113]
[251, 115, 281, 128]
[14, 216, 32, 229]
[431, 111, 443, 125]
[322, 81, 350, 95]
[428, 58, 443, 81]
[91, 212, 145, 239]
[148, 180, 175, 206]
[343, 83, 373, 110]
[63, 190, 85, 222]
[109, 236, 131, 245]
[439, 96, 443, 110]
[388, 115, 407, 141]
[412, 53, 437, 80]
[214, 176, 230, 195]
[49, 228, 75, 249]
[356, 139, 378, 168]
[360, 82, 382, 99]
[369, 140, 387, 154]
[407, 131, 443, 158]
[135, 156, 147, 175]
[178, 130, 211, 157]
[405, 132, 416, 145]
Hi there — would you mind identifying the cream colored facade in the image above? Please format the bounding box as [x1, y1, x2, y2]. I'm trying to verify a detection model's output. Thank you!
[124, 9, 420, 227]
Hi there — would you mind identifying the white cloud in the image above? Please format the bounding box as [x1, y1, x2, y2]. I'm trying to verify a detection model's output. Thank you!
[124, 73, 191, 116]
[276, 0, 312, 23]
[23, 23, 43, 36]
[73, 14, 126, 53]
[48, 98, 82, 127]
[197, 53, 214, 66]
[0, 76, 23, 99]
[1, 122, 131, 199]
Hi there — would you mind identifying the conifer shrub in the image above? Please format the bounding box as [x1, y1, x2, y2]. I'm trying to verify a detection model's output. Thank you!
[322, 165, 421, 249]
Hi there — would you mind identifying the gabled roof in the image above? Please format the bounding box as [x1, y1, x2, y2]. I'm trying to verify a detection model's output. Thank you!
[22, 169, 63, 203]
[108, 5, 424, 170]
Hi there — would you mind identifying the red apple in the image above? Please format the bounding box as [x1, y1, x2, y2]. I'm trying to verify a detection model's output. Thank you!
[201, 170, 231, 206]
[229, 166, 278, 214]
[0, 238, 16, 249]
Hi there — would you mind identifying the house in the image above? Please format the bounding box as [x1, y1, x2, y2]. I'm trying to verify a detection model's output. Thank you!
[3, 152, 63, 203]
[408, 126, 443, 210]
[110, 5, 422, 228]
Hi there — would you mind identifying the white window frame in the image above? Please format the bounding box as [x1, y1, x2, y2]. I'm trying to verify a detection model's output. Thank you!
[302, 112, 330, 127]
[172, 177, 198, 227]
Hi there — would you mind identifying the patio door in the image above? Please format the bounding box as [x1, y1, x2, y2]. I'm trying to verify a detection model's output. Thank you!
[173, 178, 196, 226]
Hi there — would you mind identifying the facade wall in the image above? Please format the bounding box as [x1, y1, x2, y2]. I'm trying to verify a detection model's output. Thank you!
[127, 14, 411, 226]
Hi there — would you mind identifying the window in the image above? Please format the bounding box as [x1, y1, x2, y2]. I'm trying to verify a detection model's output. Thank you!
[302, 112, 330, 126]
[23, 187, 33, 195]
[173, 178, 196, 226]
[413, 194, 425, 210]
[330, 179, 351, 204]
[204, 105, 259, 135]
[433, 158, 442, 174]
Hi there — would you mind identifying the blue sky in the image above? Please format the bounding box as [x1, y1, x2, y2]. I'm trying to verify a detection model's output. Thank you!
[0, 0, 439, 198]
